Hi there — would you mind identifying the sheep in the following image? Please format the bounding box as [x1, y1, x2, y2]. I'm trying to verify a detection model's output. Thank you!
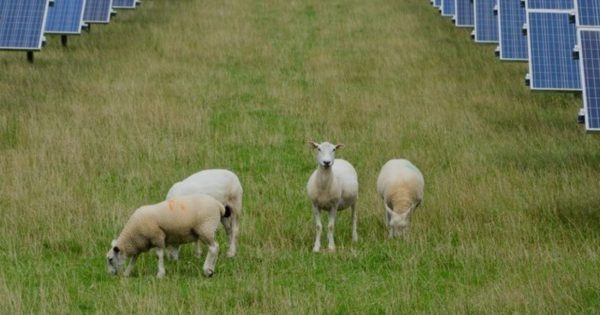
[376, 159, 424, 238]
[166, 169, 243, 258]
[106, 193, 231, 278]
[306, 141, 358, 252]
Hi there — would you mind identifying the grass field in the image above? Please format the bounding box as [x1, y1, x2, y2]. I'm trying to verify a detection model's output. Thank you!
[1, 0, 600, 313]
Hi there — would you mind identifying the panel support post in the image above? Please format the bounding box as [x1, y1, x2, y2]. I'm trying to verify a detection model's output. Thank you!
[27, 51, 34, 63]
[61, 35, 68, 47]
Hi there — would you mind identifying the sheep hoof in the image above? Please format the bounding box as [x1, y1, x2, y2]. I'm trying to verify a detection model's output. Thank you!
[226, 249, 236, 257]
[327, 246, 336, 253]
[312, 246, 320, 253]
[157, 272, 165, 278]
[204, 269, 214, 277]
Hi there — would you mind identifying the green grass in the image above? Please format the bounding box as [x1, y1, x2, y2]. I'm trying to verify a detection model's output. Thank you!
[1, 0, 600, 313]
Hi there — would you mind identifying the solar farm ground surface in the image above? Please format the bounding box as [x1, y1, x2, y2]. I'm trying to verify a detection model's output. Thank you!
[1, 0, 600, 313]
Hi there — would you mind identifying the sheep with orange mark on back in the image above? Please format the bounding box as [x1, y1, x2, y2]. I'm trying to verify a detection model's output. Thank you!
[166, 169, 243, 259]
[106, 194, 231, 278]
[376, 159, 424, 239]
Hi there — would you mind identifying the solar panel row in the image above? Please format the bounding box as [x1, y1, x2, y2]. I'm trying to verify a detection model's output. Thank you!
[527, 11, 581, 90]
[0, 1, 50, 50]
[497, 0, 528, 60]
[113, 0, 137, 9]
[442, 0, 456, 17]
[526, 0, 573, 10]
[576, 0, 600, 27]
[578, 28, 600, 131]
[454, 0, 475, 27]
[83, 0, 113, 23]
[46, 0, 87, 34]
[474, 0, 499, 42]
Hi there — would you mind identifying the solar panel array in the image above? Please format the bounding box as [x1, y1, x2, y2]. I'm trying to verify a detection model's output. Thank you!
[1, 0, 141, 61]
[455, 0, 475, 27]
[474, 0, 499, 42]
[46, 0, 87, 34]
[0, 1, 50, 50]
[526, 11, 580, 90]
[578, 28, 600, 131]
[497, 0, 528, 60]
[83, 0, 113, 23]
[427, 0, 600, 132]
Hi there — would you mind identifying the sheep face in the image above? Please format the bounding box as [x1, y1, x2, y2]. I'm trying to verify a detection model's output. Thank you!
[309, 141, 343, 169]
[387, 210, 409, 238]
[106, 240, 126, 275]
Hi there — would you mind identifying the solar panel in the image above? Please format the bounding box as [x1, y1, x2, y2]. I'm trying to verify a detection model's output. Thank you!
[434, 0, 442, 9]
[474, 0, 499, 42]
[578, 28, 600, 131]
[526, 0, 573, 10]
[45, 0, 87, 34]
[0, 1, 50, 50]
[442, 0, 456, 17]
[83, 0, 113, 23]
[497, 0, 528, 60]
[576, 0, 600, 26]
[113, 0, 137, 9]
[526, 11, 580, 90]
[455, 0, 475, 27]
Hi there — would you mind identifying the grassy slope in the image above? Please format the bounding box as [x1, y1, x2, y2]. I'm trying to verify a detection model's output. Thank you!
[1, 0, 600, 313]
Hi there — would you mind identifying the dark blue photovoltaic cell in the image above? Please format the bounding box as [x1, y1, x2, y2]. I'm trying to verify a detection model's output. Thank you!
[579, 29, 600, 131]
[474, 0, 499, 42]
[0, 1, 49, 50]
[83, 0, 112, 23]
[435, 0, 442, 9]
[527, 0, 573, 10]
[113, 0, 136, 8]
[442, 0, 455, 16]
[577, 0, 600, 26]
[45, 0, 86, 34]
[455, 0, 475, 26]
[498, 0, 528, 60]
[527, 12, 580, 90]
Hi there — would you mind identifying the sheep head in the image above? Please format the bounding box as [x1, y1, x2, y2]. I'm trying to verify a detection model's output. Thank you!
[106, 239, 126, 275]
[309, 141, 344, 169]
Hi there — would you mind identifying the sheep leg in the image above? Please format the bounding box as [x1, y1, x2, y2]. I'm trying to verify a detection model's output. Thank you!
[203, 240, 219, 277]
[123, 255, 137, 277]
[312, 205, 322, 253]
[351, 203, 358, 242]
[327, 207, 337, 252]
[227, 215, 239, 258]
[194, 240, 203, 257]
[156, 248, 166, 278]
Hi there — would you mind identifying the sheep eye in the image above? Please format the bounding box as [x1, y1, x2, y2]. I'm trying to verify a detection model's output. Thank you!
[333, 148, 336, 152]
[317, 148, 321, 152]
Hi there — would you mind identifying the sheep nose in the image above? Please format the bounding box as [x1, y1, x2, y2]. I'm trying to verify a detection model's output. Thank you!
[323, 161, 331, 166]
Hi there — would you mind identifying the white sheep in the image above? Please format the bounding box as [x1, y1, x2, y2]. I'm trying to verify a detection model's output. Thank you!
[306, 141, 358, 252]
[376, 159, 424, 238]
[106, 193, 230, 278]
[166, 169, 243, 258]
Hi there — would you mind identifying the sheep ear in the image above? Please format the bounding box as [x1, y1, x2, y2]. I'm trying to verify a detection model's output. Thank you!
[111, 239, 117, 247]
[335, 144, 344, 150]
[308, 141, 319, 149]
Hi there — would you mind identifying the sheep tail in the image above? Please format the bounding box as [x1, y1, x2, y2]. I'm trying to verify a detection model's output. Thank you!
[222, 205, 232, 218]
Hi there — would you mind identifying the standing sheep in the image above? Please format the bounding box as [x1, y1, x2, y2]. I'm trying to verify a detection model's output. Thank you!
[166, 169, 243, 258]
[106, 194, 230, 278]
[376, 159, 424, 238]
[307, 141, 358, 252]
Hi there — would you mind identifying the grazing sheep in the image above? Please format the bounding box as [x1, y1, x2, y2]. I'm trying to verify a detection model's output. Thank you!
[306, 141, 358, 252]
[376, 159, 424, 238]
[106, 194, 231, 278]
[166, 169, 243, 258]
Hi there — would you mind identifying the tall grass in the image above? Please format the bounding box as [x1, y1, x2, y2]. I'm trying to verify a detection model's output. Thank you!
[1, 0, 599, 313]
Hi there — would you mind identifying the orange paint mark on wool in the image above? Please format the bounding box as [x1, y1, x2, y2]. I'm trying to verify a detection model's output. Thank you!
[168, 200, 176, 212]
